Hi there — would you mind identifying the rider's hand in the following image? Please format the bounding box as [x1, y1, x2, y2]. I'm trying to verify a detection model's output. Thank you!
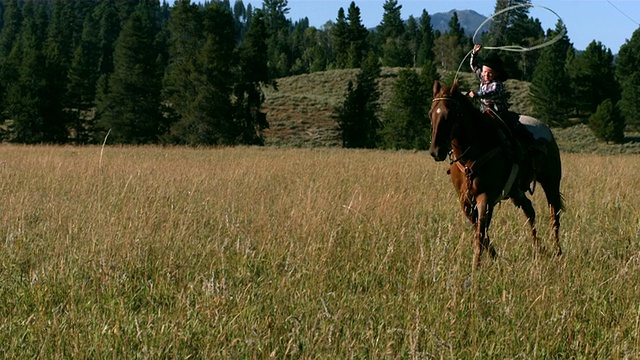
[468, 91, 476, 99]
[472, 44, 482, 54]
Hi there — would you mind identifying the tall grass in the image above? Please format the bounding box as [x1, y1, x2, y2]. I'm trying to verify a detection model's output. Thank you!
[1, 145, 639, 358]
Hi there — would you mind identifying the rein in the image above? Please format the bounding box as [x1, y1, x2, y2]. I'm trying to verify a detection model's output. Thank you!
[455, 147, 501, 175]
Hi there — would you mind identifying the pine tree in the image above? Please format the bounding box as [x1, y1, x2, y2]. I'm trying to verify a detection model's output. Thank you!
[95, 0, 120, 78]
[300, 26, 329, 73]
[93, 0, 121, 133]
[589, 99, 625, 143]
[289, 18, 309, 74]
[43, 0, 92, 142]
[67, 13, 101, 114]
[0, 0, 22, 61]
[516, 17, 544, 81]
[433, 11, 468, 72]
[233, 10, 274, 145]
[530, 20, 573, 127]
[330, 8, 349, 69]
[615, 27, 640, 131]
[262, 0, 291, 77]
[417, 10, 435, 66]
[66, 21, 99, 143]
[380, 68, 431, 150]
[447, 11, 466, 46]
[345, 2, 368, 68]
[233, 0, 249, 39]
[405, 16, 419, 67]
[331, 3, 368, 69]
[485, 0, 544, 80]
[420, 59, 440, 89]
[377, 0, 410, 67]
[4, 0, 50, 143]
[334, 52, 381, 148]
[378, 0, 403, 39]
[190, 2, 237, 144]
[163, 1, 238, 145]
[163, 0, 205, 143]
[96, 1, 163, 144]
[568, 40, 618, 118]
[0, 0, 22, 132]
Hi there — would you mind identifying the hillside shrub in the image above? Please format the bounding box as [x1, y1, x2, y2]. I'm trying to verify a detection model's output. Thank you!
[589, 98, 625, 143]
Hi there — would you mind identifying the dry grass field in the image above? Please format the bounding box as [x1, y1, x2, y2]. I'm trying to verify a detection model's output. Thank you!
[1, 144, 639, 358]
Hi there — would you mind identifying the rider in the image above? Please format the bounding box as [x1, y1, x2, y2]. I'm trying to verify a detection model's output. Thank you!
[468, 44, 536, 191]
[468, 44, 510, 118]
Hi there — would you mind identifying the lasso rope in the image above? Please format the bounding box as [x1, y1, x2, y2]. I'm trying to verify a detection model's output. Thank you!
[453, 3, 566, 81]
[473, 4, 566, 52]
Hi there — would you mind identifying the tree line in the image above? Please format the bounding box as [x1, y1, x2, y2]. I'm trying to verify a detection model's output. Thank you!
[0, 0, 637, 146]
[0, 0, 273, 145]
[334, 0, 640, 148]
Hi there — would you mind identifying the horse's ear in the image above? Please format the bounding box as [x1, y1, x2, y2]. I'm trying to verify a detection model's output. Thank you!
[452, 78, 459, 93]
[433, 80, 441, 96]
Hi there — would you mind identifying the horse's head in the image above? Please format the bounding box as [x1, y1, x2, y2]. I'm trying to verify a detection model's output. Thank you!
[428, 79, 464, 161]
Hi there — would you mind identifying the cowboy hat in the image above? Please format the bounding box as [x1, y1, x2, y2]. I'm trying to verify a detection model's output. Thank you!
[481, 52, 508, 81]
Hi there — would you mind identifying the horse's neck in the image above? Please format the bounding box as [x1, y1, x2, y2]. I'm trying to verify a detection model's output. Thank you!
[453, 106, 500, 159]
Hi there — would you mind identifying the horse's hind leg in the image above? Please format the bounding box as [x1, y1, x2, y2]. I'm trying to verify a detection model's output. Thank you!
[544, 191, 563, 256]
[482, 206, 497, 259]
[539, 176, 563, 256]
[549, 203, 562, 256]
[511, 193, 540, 250]
[537, 141, 563, 256]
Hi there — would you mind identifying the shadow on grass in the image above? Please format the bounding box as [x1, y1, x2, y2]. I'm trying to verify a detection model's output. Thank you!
[624, 135, 640, 143]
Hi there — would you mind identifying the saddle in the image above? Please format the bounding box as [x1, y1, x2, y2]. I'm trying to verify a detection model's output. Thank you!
[484, 110, 543, 193]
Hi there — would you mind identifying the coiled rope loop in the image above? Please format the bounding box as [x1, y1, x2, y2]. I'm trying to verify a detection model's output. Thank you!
[453, 3, 566, 81]
[472, 3, 566, 52]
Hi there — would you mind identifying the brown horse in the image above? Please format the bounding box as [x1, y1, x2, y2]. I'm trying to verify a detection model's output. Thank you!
[428, 79, 564, 269]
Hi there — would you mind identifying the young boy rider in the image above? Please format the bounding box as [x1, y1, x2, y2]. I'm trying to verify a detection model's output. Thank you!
[468, 44, 537, 191]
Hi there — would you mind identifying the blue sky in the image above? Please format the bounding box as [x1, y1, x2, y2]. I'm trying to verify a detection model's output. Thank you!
[282, 0, 640, 52]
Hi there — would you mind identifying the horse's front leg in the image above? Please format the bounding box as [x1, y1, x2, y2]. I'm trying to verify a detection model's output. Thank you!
[473, 194, 496, 269]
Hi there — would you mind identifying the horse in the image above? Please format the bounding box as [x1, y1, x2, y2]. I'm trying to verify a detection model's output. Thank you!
[428, 79, 564, 269]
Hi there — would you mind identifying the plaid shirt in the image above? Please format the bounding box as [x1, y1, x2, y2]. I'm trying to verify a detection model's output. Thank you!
[470, 53, 509, 114]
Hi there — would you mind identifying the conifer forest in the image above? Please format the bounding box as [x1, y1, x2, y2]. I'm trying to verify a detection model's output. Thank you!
[0, 0, 638, 147]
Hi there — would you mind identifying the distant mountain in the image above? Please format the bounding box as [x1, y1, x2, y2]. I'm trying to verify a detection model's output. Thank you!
[431, 10, 491, 39]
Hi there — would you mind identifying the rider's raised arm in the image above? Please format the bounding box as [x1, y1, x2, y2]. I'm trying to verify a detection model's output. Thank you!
[470, 47, 482, 78]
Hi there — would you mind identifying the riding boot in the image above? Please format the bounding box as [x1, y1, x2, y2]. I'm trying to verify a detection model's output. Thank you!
[512, 140, 531, 191]
[511, 124, 535, 192]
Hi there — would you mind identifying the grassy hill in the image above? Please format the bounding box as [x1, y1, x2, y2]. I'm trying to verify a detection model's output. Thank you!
[262, 67, 640, 154]
[262, 67, 484, 147]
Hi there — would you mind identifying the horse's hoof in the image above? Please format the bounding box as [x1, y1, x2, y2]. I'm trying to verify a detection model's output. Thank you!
[489, 246, 497, 259]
